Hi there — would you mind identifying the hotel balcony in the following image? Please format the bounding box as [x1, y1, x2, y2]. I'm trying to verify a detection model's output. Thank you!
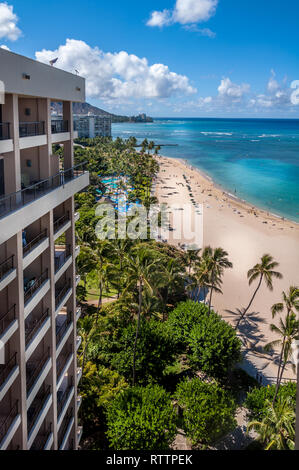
[76, 306, 82, 322]
[0, 255, 17, 292]
[0, 353, 19, 401]
[24, 269, 50, 319]
[0, 305, 18, 345]
[75, 245, 80, 258]
[58, 409, 74, 450]
[54, 245, 72, 282]
[76, 336, 82, 351]
[19, 121, 47, 150]
[55, 279, 72, 315]
[54, 212, 71, 240]
[56, 312, 73, 357]
[27, 384, 52, 449]
[56, 346, 73, 389]
[77, 395, 82, 411]
[26, 348, 51, 408]
[0, 401, 21, 451]
[0, 163, 89, 244]
[23, 229, 49, 270]
[77, 367, 82, 385]
[0, 122, 13, 153]
[25, 309, 51, 361]
[30, 422, 53, 451]
[51, 120, 70, 144]
[77, 426, 83, 446]
[57, 379, 74, 429]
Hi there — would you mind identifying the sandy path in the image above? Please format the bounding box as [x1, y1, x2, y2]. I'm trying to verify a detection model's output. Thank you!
[155, 156, 299, 381]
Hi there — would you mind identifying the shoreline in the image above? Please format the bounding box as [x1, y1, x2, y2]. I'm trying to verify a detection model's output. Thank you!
[154, 154, 299, 381]
[159, 154, 299, 229]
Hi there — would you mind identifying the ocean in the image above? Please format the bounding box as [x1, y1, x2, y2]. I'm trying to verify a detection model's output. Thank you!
[112, 118, 299, 222]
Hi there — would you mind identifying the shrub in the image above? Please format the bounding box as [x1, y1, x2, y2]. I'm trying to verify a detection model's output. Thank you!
[175, 378, 237, 447]
[167, 300, 208, 347]
[106, 385, 177, 450]
[98, 318, 180, 384]
[187, 310, 241, 380]
[79, 363, 128, 432]
[245, 382, 297, 420]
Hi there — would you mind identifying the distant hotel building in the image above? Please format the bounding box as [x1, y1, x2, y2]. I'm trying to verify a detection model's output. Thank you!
[0, 48, 89, 450]
[73, 114, 112, 139]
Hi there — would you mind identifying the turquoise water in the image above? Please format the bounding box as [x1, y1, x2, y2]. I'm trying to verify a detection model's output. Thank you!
[112, 118, 299, 222]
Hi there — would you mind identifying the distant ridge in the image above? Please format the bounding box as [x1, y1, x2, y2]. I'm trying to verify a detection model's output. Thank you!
[51, 102, 153, 123]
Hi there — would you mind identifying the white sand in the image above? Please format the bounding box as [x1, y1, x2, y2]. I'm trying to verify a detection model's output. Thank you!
[155, 155, 299, 382]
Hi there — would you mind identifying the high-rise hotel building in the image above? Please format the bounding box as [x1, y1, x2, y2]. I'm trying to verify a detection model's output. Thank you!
[0, 49, 89, 450]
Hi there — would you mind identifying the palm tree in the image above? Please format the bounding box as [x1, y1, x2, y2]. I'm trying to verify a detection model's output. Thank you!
[160, 258, 184, 320]
[187, 257, 210, 303]
[248, 398, 295, 450]
[265, 312, 299, 405]
[124, 247, 162, 385]
[201, 247, 233, 314]
[110, 239, 132, 298]
[78, 315, 100, 379]
[236, 254, 282, 330]
[183, 248, 201, 276]
[271, 286, 299, 319]
[154, 145, 161, 156]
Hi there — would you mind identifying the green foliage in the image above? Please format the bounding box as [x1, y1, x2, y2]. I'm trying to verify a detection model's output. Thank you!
[245, 382, 297, 420]
[175, 378, 237, 447]
[168, 300, 207, 346]
[168, 301, 241, 379]
[79, 362, 128, 431]
[98, 318, 180, 384]
[106, 385, 177, 450]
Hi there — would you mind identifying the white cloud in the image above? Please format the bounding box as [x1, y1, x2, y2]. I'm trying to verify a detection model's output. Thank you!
[250, 72, 292, 109]
[218, 77, 250, 100]
[147, 0, 218, 28]
[0, 3, 21, 41]
[174, 0, 218, 24]
[0, 44, 10, 50]
[35, 39, 197, 102]
[146, 9, 172, 27]
[184, 25, 216, 37]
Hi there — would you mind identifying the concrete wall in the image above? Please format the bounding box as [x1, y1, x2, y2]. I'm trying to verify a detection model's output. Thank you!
[0, 49, 85, 103]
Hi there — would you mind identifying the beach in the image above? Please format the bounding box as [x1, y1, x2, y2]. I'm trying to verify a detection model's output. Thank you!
[155, 155, 299, 381]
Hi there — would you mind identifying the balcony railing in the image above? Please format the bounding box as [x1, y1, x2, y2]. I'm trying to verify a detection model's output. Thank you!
[0, 255, 14, 281]
[0, 401, 19, 445]
[0, 162, 87, 220]
[56, 346, 73, 380]
[55, 245, 72, 273]
[55, 279, 71, 310]
[0, 123, 10, 140]
[24, 269, 49, 305]
[25, 309, 50, 346]
[27, 385, 51, 433]
[58, 408, 73, 449]
[26, 348, 50, 394]
[57, 380, 74, 418]
[56, 313, 72, 346]
[0, 353, 17, 387]
[54, 212, 70, 234]
[30, 422, 52, 450]
[0, 305, 16, 337]
[19, 121, 45, 138]
[51, 120, 68, 134]
[23, 229, 48, 257]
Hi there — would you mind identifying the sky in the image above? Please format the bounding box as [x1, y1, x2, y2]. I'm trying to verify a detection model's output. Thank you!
[0, 0, 299, 117]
